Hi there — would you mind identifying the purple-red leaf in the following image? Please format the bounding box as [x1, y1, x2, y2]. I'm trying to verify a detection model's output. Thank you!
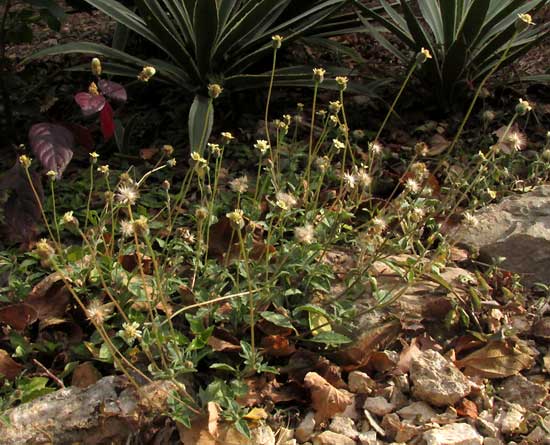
[74, 92, 106, 116]
[29, 123, 74, 178]
[98, 79, 127, 102]
[64, 123, 95, 151]
[100, 102, 115, 141]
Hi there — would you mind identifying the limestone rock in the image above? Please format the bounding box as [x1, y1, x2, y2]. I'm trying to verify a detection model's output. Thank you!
[423, 423, 483, 445]
[348, 371, 376, 394]
[295, 411, 316, 443]
[363, 397, 395, 416]
[410, 350, 471, 407]
[312, 431, 355, 445]
[251, 424, 275, 445]
[329, 416, 358, 439]
[358, 431, 377, 445]
[397, 401, 437, 424]
[449, 186, 550, 285]
[497, 374, 548, 410]
[494, 405, 524, 435]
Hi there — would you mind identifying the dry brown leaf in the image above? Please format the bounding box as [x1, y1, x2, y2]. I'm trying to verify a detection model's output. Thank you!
[282, 349, 346, 388]
[0, 349, 23, 380]
[176, 417, 217, 445]
[139, 147, 159, 160]
[207, 336, 241, 352]
[456, 399, 478, 419]
[428, 133, 450, 155]
[207, 402, 220, 439]
[332, 321, 401, 369]
[242, 407, 268, 421]
[71, 361, 101, 388]
[455, 339, 536, 378]
[260, 335, 296, 357]
[304, 371, 353, 423]
[26, 274, 70, 322]
[0, 303, 38, 330]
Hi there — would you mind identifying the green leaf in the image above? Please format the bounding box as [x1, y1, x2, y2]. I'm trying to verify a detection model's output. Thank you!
[307, 331, 352, 346]
[193, 0, 219, 77]
[260, 311, 296, 332]
[188, 94, 213, 155]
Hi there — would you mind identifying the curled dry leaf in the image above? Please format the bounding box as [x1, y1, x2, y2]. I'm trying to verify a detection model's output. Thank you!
[260, 335, 296, 357]
[29, 123, 74, 178]
[0, 349, 23, 380]
[455, 339, 536, 378]
[456, 399, 478, 419]
[0, 303, 38, 331]
[304, 371, 353, 423]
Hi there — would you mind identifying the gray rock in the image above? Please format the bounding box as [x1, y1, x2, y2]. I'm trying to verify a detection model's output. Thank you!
[363, 397, 395, 416]
[312, 431, 356, 445]
[423, 423, 483, 445]
[348, 371, 376, 394]
[329, 416, 358, 439]
[483, 439, 504, 445]
[410, 350, 471, 407]
[449, 186, 550, 285]
[251, 424, 276, 445]
[498, 374, 548, 410]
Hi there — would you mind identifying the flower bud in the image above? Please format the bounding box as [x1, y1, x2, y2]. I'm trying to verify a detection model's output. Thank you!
[19, 155, 31, 168]
[415, 47, 432, 65]
[515, 98, 532, 116]
[335, 76, 348, 91]
[91, 58, 102, 76]
[162, 144, 174, 156]
[195, 206, 209, 221]
[46, 170, 57, 181]
[272, 35, 283, 49]
[516, 13, 534, 32]
[312, 68, 326, 83]
[542, 149, 550, 162]
[88, 82, 100, 95]
[208, 83, 223, 99]
[138, 66, 156, 82]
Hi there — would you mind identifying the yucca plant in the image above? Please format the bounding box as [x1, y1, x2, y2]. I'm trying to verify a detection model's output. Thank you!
[354, 0, 549, 108]
[29, 0, 356, 152]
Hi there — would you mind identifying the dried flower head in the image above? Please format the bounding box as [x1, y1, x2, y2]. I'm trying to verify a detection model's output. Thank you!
[221, 132, 234, 144]
[89, 152, 99, 164]
[405, 178, 420, 194]
[97, 165, 110, 176]
[369, 141, 383, 155]
[91, 57, 102, 76]
[119, 321, 142, 345]
[295, 224, 315, 244]
[120, 220, 134, 238]
[208, 143, 222, 157]
[332, 139, 345, 152]
[254, 139, 270, 155]
[34, 239, 55, 262]
[229, 175, 249, 194]
[370, 216, 387, 234]
[272, 34, 283, 49]
[482, 110, 496, 123]
[354, 166, 372, 188]
[315, 156, 331, 173]
[132, 215, 149, 236]
[313, 67, 326, 83]
[195, 206, 209, 221]
[352, 129, 366, 141]
[86, 299, 113, 324]
[19, 155, 32, 168]
[343, 172, 356, 190]
[138, 66, 156, 82]
[411, 162, 429, 180]
[208, 83, 223, 99]
[329, 100, 342, 114]
[162, 144, 174, 156]
[167, 158, 177, 167]
[226, 209, 245, 230]
[162, 180, 171, 191]
[275, 191, 297, 210]
[116, 182, 140, 206]
[335, 76, 348, 91]
[61, 211, 78, 227]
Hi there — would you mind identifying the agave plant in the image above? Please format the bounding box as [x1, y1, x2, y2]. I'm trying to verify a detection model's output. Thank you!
[29, 0, 356, 152]
[354, 0, 550, 108]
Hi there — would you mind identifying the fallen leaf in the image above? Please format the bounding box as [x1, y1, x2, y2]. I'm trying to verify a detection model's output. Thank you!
[332, 321, 401, 369]
[0, 303, 38, 330]
[260, 335, 296, 357]
[25, 273, 70, 322]
[455, 339, 536, 378]
[238, 376, 306, 407]
[243, 407, 268, 421]
[177, 416, 217, 445]
[0, 349, 23, 380]
[71, 361, 101, 388]
[118, 253, 153, 274]
[304, 371, 353, 423]
[428, 133, 450, 155]
[281, 349, 346, 388]
[207, 402, 220, 438]
[139, 147, 159, 160]
[207, 336, 241, 352]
